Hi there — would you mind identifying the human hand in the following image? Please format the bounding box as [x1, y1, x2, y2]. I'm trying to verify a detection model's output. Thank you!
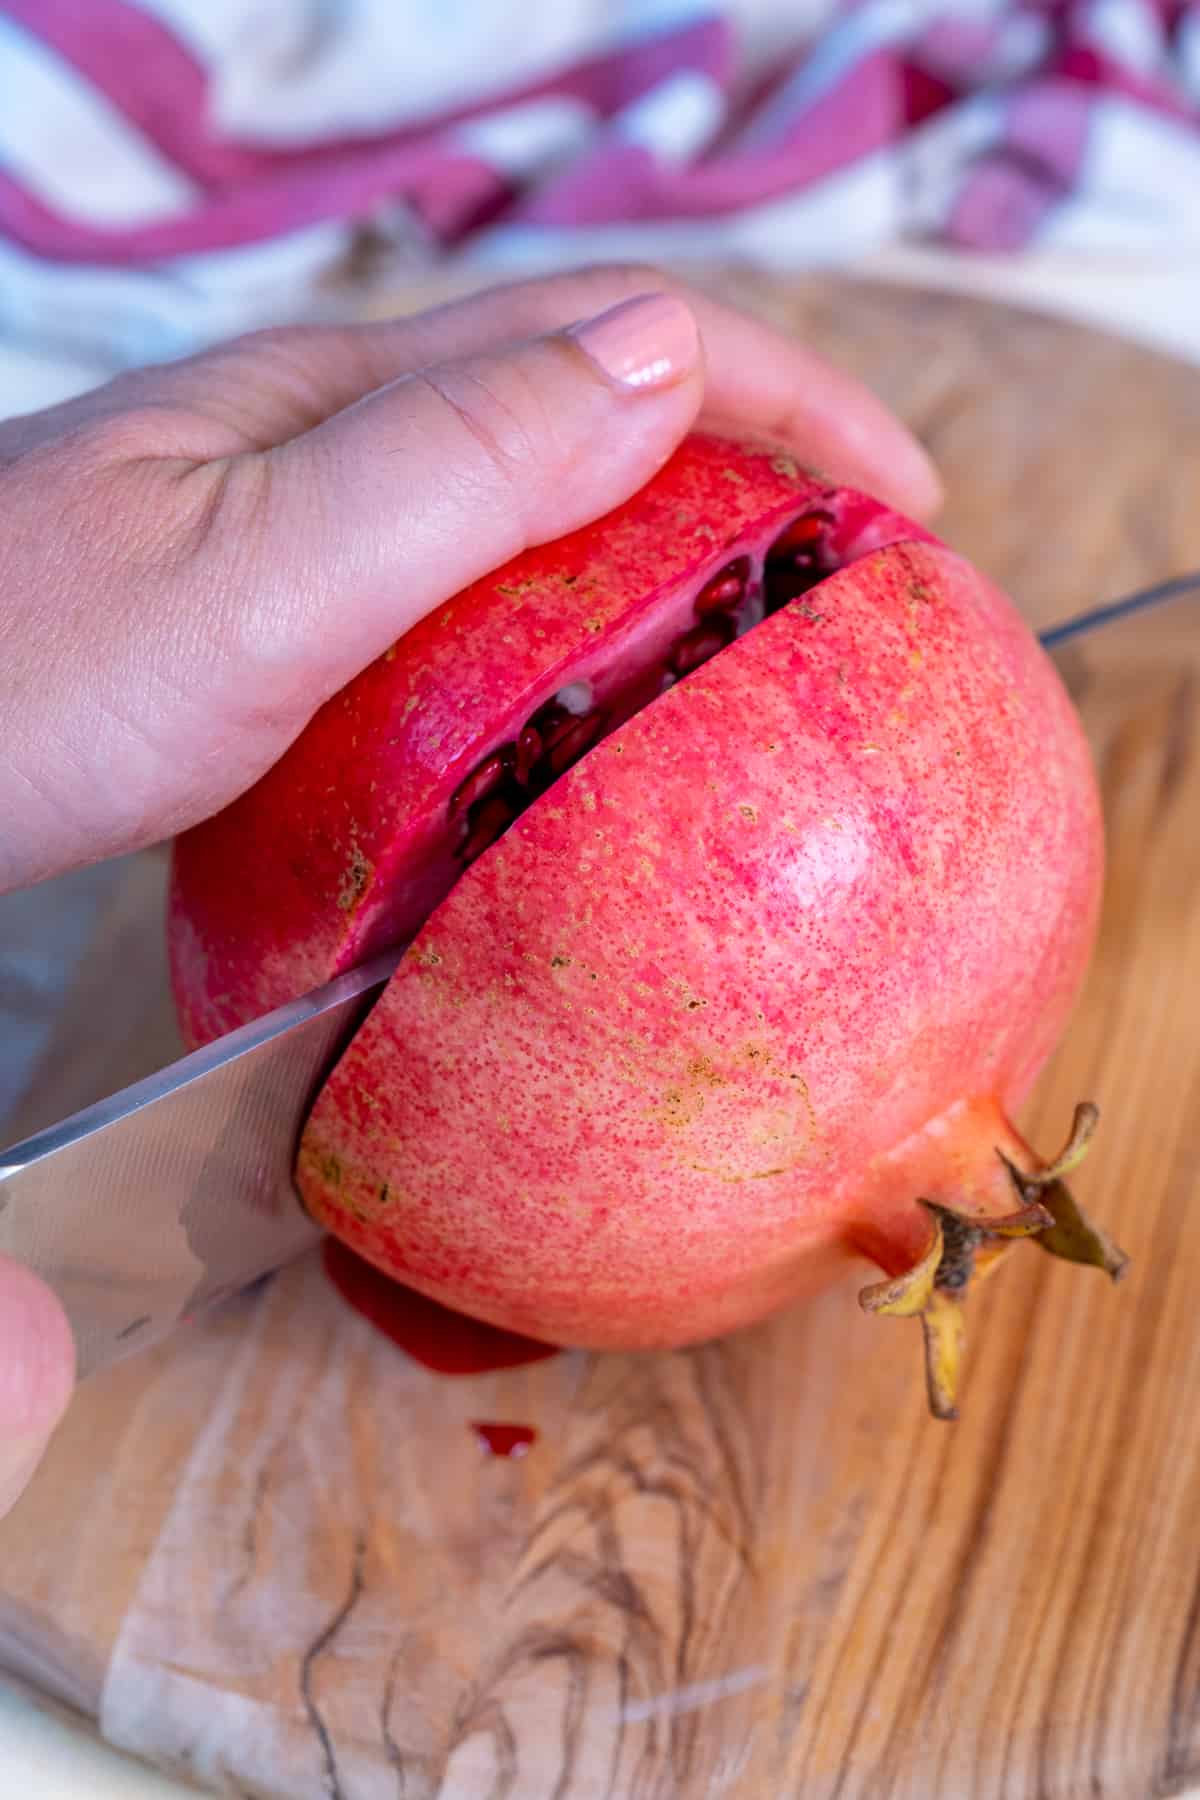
[0, 264, 939, 895]
[0, 265, 940, 1514]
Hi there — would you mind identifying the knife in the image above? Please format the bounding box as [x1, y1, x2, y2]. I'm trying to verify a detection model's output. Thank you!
[0, 949, 399, 1377]
[3, 572, 1198, 1380]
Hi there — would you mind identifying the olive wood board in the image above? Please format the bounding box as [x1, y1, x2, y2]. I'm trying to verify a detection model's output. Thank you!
[2, 275, 1200, 1800]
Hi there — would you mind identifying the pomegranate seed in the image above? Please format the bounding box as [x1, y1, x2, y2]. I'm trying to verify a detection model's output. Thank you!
[450, 747, 515, 817]
[459, 790, 520, 863]
[768, 512, 834, 562]
[694, 557, 750, 617]
[545, 710, 607, 777]
[526, 701, 573, 751]
[670, 624, 732, 677]
[763, 513, 839, 615]
[514, 725, 542, 784]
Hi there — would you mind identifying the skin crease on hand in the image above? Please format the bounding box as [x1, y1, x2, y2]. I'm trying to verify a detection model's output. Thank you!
[0, 265, 941, 1520]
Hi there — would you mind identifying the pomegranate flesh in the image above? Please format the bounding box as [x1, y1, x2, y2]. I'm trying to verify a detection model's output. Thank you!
[169, 435, 1125, 1417]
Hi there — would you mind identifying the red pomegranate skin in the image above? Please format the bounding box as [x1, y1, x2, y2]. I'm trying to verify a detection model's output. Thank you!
[292, 538, 1102, 1351]
[168, 438, 925, 1048]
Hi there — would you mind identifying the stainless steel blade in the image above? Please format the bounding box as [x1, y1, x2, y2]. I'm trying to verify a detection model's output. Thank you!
[1039, 570, 1200, 650]
[0, 949, 400, 1378]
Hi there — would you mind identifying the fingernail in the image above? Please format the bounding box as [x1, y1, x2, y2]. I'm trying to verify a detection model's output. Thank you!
[570, 293, 699, 393]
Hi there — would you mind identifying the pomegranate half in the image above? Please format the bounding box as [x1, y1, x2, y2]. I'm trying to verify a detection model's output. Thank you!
[169, 434, 1125, 1416]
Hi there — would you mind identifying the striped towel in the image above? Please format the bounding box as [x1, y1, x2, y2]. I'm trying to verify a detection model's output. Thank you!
[2, 0, 1200, 388]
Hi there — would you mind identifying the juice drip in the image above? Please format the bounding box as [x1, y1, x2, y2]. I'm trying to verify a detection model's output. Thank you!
[322, 1238, 558, 1376]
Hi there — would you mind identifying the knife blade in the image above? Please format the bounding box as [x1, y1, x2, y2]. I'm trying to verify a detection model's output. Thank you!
[0, 948, 399, 1377]
[3, 570, 1198, 1381]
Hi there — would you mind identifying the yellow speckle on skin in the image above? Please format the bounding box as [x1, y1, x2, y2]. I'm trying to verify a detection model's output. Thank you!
[687, 1053, 725, 1089]
[739, 804, 757, 823]
[770, 452, 802, 479]
[686, 1162, 797, 1184]
[653, 1086, 706, 1131]
[336, 844, 372, 913]
[789, 1072, 817, 1136]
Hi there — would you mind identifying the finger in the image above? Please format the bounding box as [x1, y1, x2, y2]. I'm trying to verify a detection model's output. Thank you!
[110, 268, 940, 520]
[0, 1257, 75, 1518]
[219, 291, 704, 704]
[398, 269, 943, 520]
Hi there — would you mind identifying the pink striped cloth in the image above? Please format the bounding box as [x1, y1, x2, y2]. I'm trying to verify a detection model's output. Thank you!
[2, 0, 1199, 373]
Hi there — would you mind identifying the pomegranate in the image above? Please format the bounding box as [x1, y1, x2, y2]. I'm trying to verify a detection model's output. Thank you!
[169, 434, 1125, 1417]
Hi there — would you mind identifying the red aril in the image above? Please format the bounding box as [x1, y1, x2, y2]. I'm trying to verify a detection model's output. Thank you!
[169, 434, 1125, 1417]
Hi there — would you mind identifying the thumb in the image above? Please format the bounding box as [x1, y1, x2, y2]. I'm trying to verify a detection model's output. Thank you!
[228, 291, 703, 701]
[0, 1258, 75, 1518]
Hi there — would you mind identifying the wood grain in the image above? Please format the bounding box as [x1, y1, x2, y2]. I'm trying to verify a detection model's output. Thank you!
[3, 277, 1200, 1799]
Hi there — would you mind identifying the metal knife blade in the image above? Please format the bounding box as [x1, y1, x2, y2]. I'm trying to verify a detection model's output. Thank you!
[0, 948, 400, 1378]
[1038, 570, 1200, 651]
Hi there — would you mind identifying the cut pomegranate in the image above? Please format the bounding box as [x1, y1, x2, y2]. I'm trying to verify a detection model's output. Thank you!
[170, 434, 1124, 1418]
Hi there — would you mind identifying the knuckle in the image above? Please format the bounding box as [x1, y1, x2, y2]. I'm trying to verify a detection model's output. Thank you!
[184, 453, 318, 702]
[416, 363, 547, 498]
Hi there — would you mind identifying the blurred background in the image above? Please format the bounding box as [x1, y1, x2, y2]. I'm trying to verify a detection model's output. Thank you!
[3, 0, 1200, 422]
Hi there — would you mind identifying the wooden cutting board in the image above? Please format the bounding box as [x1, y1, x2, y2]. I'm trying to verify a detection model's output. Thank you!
[3, 275, 1200, 1800]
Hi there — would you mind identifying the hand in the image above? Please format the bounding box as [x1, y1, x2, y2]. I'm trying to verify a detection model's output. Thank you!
[0, 264, 939, 894]
[0, 265, 940, 1514]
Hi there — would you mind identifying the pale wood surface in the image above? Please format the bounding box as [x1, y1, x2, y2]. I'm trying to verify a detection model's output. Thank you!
[3, 277, 1200, 1799]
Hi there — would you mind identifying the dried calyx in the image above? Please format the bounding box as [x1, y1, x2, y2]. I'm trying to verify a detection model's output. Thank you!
[860, 1104, 1128, 1419]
